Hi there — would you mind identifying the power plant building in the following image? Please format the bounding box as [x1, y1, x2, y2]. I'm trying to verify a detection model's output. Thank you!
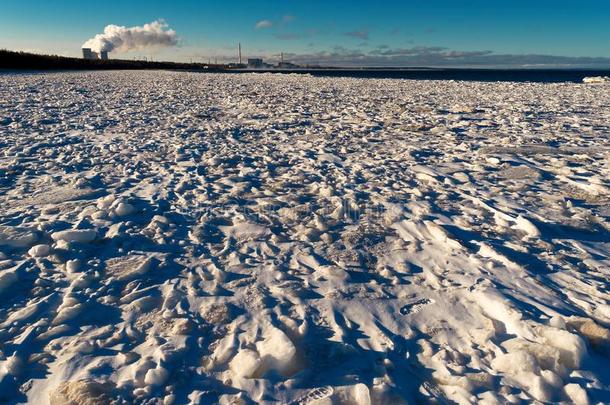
[82, 48, 109, 60]
[82, 48, 94, 60]
[247, 58, 263, 68]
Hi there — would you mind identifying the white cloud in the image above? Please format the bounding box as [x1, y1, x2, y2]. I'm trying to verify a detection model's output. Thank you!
[281, 46, 610, 68]
[255, 20, 273, 30]
[82, 20, 178, 54]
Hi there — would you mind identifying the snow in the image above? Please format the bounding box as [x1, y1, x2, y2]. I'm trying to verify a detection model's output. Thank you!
[27, 244, 51, 258]
[0, 70, 609, 404]
[0, 226, 38, 248]
[114, 202, 136, 217]
[50, 229, 97, 243]
[144, 365, 170, 387]
[583, 76, 610, 84]
[255, 327, 299, 377]
[565, 383, 590, 405]
[0, 270, 18, 295]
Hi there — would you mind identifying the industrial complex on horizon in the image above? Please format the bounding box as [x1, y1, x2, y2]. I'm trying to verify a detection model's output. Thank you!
[81, 42, 302, 69]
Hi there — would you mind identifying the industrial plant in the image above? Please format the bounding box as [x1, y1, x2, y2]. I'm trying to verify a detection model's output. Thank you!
[239, 46, 302, 70]
[82, 48, 109, 60]
[78, 43, 305, 69]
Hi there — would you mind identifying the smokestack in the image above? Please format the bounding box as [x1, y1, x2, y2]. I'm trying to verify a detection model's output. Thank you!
[238, 43, 242, 65]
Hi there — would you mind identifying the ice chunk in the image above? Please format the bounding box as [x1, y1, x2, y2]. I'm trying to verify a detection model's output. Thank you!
[256, 327, 298, 377]
[535, 325, 587, 369]
[219, 221, 270, 241]
[318, 153, 343, 165]
[97, 195, 116, 210]
[230, 349, 261, 379]
[316, 265, 349, 281]
[528, 375, 553, 402]
[144, 365, 169, 387]
[540, 369, 563, 390]
[491, 350, 539, 375]
[514, 215, 540, 238]
[567, 317, 610, 356]
[105, 255, 155, 281]
[473, 288, 534, 339]
[53, 302, 85, 325]
[28, 244, 51, 257]
[114, 202, 136, 217]
[10, 354, 24, 374]
[51, 229, 97, 243]
[564, 383, 589, 405]
[453, 172, 470, 183]
[66, 259, 82, 273]
[334, 384, 371, 405]
[583, 76, 610, 84]
[0, 270, 18, 295]
[502, 338, 562, 372]
[0, 226, 38, 248]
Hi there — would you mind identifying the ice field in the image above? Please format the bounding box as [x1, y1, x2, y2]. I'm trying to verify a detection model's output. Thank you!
[0, 71, 609, 404]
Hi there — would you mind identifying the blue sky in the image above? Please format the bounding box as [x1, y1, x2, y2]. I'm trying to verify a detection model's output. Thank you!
[2, 0, 610, 66]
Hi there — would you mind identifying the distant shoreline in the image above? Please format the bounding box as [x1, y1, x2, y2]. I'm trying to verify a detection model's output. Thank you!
[2, 49, 610, 83]
[0, 49, 223, 72]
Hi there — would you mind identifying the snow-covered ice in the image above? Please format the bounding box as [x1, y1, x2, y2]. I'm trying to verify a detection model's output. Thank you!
[583, 76, 610, 84]
[0, 71, 609, 404]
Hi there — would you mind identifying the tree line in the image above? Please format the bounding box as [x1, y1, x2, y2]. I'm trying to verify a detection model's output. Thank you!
[0, 50, 224, 71]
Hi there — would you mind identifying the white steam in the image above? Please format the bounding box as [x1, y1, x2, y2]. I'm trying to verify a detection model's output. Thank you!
[82, 20, 178, 54]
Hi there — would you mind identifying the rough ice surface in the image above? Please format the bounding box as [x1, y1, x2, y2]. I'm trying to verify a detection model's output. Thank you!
[0, 71, 609, 404]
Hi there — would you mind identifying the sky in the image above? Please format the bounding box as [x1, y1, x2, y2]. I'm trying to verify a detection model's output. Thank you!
[2, 0, 610, 67]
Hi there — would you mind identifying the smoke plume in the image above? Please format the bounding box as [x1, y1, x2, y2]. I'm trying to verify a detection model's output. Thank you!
[82, 20, 178, 54]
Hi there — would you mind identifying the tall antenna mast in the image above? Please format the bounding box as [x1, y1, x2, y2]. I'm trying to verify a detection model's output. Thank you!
[238, 43, 242, 65]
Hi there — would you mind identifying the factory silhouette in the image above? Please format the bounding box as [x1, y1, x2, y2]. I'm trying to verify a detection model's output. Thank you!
[82, 48, 108, 60]
[81, 42, 300, 69]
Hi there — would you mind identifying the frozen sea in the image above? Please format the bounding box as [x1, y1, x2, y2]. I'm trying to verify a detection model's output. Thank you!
[0, 71, 609, 404]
